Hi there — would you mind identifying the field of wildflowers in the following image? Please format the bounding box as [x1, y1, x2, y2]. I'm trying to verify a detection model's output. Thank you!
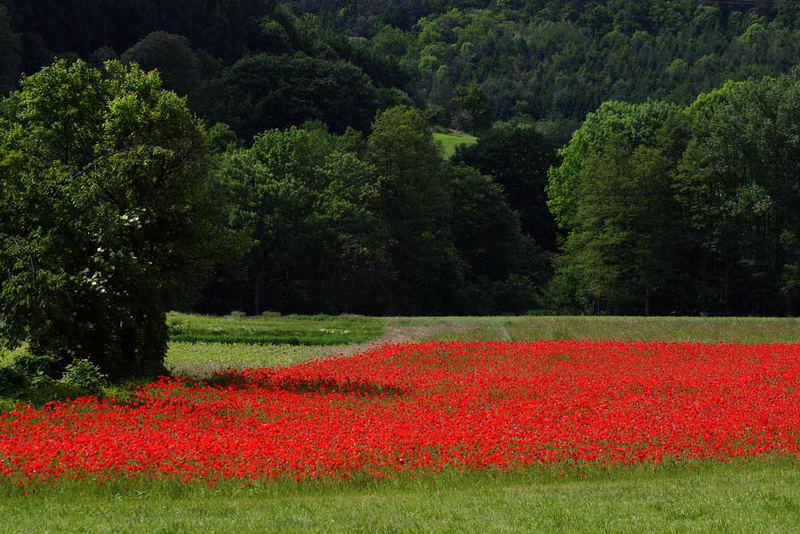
[2, 340, 799, 486]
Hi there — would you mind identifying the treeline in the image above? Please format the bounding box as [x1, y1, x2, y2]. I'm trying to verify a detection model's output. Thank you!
[549, 73, 800, 316]
[286, 0, 800, 133]
[2, 1, 800, 317]
[0, 0, 410, 136]
[3, 1, 800, 136]
[200, 112, 552, 316]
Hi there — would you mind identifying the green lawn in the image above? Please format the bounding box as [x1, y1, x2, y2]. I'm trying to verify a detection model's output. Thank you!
[0, 461, 798, 532]
[433, 130, 478, 159]
[3, 315, 800, 531]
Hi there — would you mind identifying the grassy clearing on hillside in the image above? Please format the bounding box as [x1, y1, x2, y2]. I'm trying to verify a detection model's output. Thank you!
[0, 461, 797, 532]
[433, 130, 477, 159]
[166, 312, 383, 345]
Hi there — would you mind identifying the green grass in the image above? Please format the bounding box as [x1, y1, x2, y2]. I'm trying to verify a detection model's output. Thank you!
[165, 341, 341, 376]
[433, 129, 478, 159]
[390, 315, 800, 345]
[167, 312, 383, 345]
[0, 461, 798, 532]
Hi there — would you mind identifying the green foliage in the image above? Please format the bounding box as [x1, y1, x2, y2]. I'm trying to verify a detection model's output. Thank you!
[675, 75, 800, 314]
[191, 53, 378, 139]
[6, 354, 62, 385]
[491, 274, 541, 315]
[547, 100, 680, 231]
[198, 105, 535, 316]
[0, 353, 104, 401]
[205, 124, 392, 314]
[0, 60, 230, 378]
[448, 165, 523, 281]
[553, 137, 680, 314]
[454, 122, 559, 251]
[121, 31, 201, 95]
[368, 106, 466, 314]
[59, 359, 108, 395]
[452, 82, 493, 133]
[549, 72, 800, 316]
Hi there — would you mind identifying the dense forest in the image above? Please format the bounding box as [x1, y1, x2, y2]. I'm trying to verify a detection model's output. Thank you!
[2, 0, 800, 327]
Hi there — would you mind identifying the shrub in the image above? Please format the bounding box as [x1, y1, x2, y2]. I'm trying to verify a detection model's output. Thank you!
[0, 366, 26, 394]
[0, 353, 61, 395]
[59, 360, 108, 395]
[8, 354, 62, 385]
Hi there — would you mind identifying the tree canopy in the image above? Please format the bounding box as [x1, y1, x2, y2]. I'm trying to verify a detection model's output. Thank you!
[0, 60, 230, 377]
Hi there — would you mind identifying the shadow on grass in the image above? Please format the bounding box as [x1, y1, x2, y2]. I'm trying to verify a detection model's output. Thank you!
[199, 371, 406, 397]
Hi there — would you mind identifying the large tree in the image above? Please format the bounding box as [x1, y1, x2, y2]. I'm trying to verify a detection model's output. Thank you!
[676, 76, 800, 315]
[0, 60, 229, 378]
[191, 53, 377, 139]
[121, 31, 201, 95]
[367, 106, 466, 314]
[454, 122, 558, 251]
[553, 136, 680, 315]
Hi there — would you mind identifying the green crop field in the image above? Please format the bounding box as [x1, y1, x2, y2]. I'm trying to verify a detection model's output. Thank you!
[2, 315, 800, 532]
[165, 312, 384, 345]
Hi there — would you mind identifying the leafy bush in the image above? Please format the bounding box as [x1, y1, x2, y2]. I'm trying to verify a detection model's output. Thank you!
[0, 366, 26, 395]
[0, 354, 108, 400]
[0, 353, 61, 395]
[8, 354, 62, 386]
[59, 360, 108, 395]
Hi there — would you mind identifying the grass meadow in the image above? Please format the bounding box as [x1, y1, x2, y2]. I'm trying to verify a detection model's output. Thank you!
[432, 130, 478, 159]
[2, 314, 800, 532]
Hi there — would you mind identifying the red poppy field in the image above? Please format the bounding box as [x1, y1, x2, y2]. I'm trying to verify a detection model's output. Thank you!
[2, 339, 800, 486]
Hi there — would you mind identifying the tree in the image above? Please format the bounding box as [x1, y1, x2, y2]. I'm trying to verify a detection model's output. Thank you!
[121, 31, 201, 95]
[0, 6, 21, 94]
[452, 82, 493, 133]
[209, 125, 392, 314]
[553, 136, 679, 315]
[0, 60, 229, 378]
[191, 53, 377, 139]
[367, 106, 465, 314]
[447, 165, 542, 314]
[448, 166, 523, 283]
[454, 122, 558, 251]
[547, 100, 680, 232]
[676, 76, 800, 315]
